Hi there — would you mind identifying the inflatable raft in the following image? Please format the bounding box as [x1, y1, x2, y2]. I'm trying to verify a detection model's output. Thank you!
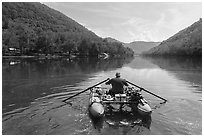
[88, 86, 152, 118]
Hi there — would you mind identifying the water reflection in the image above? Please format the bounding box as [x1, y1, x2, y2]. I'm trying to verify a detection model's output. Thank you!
[2, 56, 202, 135]
[142, 56, 202, 71]
[142, 56, 202, 92]
[3, 57, 134, 79]
[2, 57, 133, 114]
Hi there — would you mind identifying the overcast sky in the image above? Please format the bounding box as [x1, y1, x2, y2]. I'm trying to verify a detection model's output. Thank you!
[44, 2, 201, 43]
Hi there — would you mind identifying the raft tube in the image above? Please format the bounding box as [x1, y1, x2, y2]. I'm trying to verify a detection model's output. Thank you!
[137, 99, 152, 115]
[89, 95, 104, 118]
[89, 102, 104, 117]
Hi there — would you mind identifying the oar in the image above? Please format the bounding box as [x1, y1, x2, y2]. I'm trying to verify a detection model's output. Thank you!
[127, 81, 167, 102]
[62, 78, 110, 103]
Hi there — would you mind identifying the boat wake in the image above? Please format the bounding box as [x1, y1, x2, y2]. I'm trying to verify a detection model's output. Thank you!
[89, 108, 152, 133]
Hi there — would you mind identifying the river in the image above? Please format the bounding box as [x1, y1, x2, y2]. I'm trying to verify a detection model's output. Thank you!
[2, 56, 202, 135]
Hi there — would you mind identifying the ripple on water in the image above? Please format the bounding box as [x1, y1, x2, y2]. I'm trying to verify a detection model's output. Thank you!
[151, 98, 202, 135]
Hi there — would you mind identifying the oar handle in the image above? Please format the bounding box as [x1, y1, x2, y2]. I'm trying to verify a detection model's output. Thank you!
[127, 81, 167, 102]
[63, 78, 110, 102]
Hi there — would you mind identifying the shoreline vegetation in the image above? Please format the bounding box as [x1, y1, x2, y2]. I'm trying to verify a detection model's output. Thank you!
[2, 53, 109, 59]
[2, 2, 134, 59]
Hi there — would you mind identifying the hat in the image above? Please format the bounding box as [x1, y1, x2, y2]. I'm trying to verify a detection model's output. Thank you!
[116, 72, 121, 77]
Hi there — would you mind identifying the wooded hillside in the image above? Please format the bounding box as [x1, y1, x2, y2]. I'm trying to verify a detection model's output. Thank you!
[2, 2, 134, 57]
[143, 19, 202, 56]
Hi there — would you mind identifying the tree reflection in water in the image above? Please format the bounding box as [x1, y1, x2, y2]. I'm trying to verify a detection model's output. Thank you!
[2, 57, 134, 114]
[142, 56, 202, 91]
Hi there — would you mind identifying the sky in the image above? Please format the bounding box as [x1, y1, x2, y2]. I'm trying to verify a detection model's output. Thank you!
[43, 2, 202, 43]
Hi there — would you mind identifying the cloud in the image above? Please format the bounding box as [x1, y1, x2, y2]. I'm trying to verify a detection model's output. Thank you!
[122, 17, 147, 26]
[156, 13, 166, 26]
[44, 2, 202, 43]
[118, 17, 158, 42]
[127, 29, 159, 42]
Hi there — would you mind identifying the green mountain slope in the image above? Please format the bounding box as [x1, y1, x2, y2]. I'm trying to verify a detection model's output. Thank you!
[2, 2, 134, 57]
[2, 2, 99, 40]
[103, 38, 161, 55]
[124, 41, 160, 54]
[104, 37, 122, 43]
[143, 19, 202, 56]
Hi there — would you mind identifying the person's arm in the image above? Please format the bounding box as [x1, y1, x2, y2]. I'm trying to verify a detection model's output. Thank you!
[123, 79, 129, 86]
[105, 79, 112, 85]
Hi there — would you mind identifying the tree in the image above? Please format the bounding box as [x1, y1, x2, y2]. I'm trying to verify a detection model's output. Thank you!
[35, 31, 55, 55]
[89, 43, 100, 56]
[61, 40, 75, 55]
[78, 39, 91, 56]
[12, 23, 37, 55]
[2, 15, 9, 29]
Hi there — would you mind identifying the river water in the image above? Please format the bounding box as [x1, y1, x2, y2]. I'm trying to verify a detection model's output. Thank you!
[2, 56, 202, 135]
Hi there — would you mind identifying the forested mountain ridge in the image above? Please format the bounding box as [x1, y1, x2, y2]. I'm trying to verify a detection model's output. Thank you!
[103, 38, 161, 55]
[104, 37, 122, 43]
[124, 41, 160, 54]
[143, 19, 202, 56]
[2, 2, 134, 57]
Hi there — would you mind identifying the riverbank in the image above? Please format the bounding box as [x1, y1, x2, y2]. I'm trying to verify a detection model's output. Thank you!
[3, 56, 35, 58]
[2, 53, 133, 60]
[2, 55, 77, 60]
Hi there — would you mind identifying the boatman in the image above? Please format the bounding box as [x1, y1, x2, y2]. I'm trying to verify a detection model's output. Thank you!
[105, 72, 128, 96]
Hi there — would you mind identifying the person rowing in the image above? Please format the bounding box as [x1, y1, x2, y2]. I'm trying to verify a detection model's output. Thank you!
[105, 72, 129, 96]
